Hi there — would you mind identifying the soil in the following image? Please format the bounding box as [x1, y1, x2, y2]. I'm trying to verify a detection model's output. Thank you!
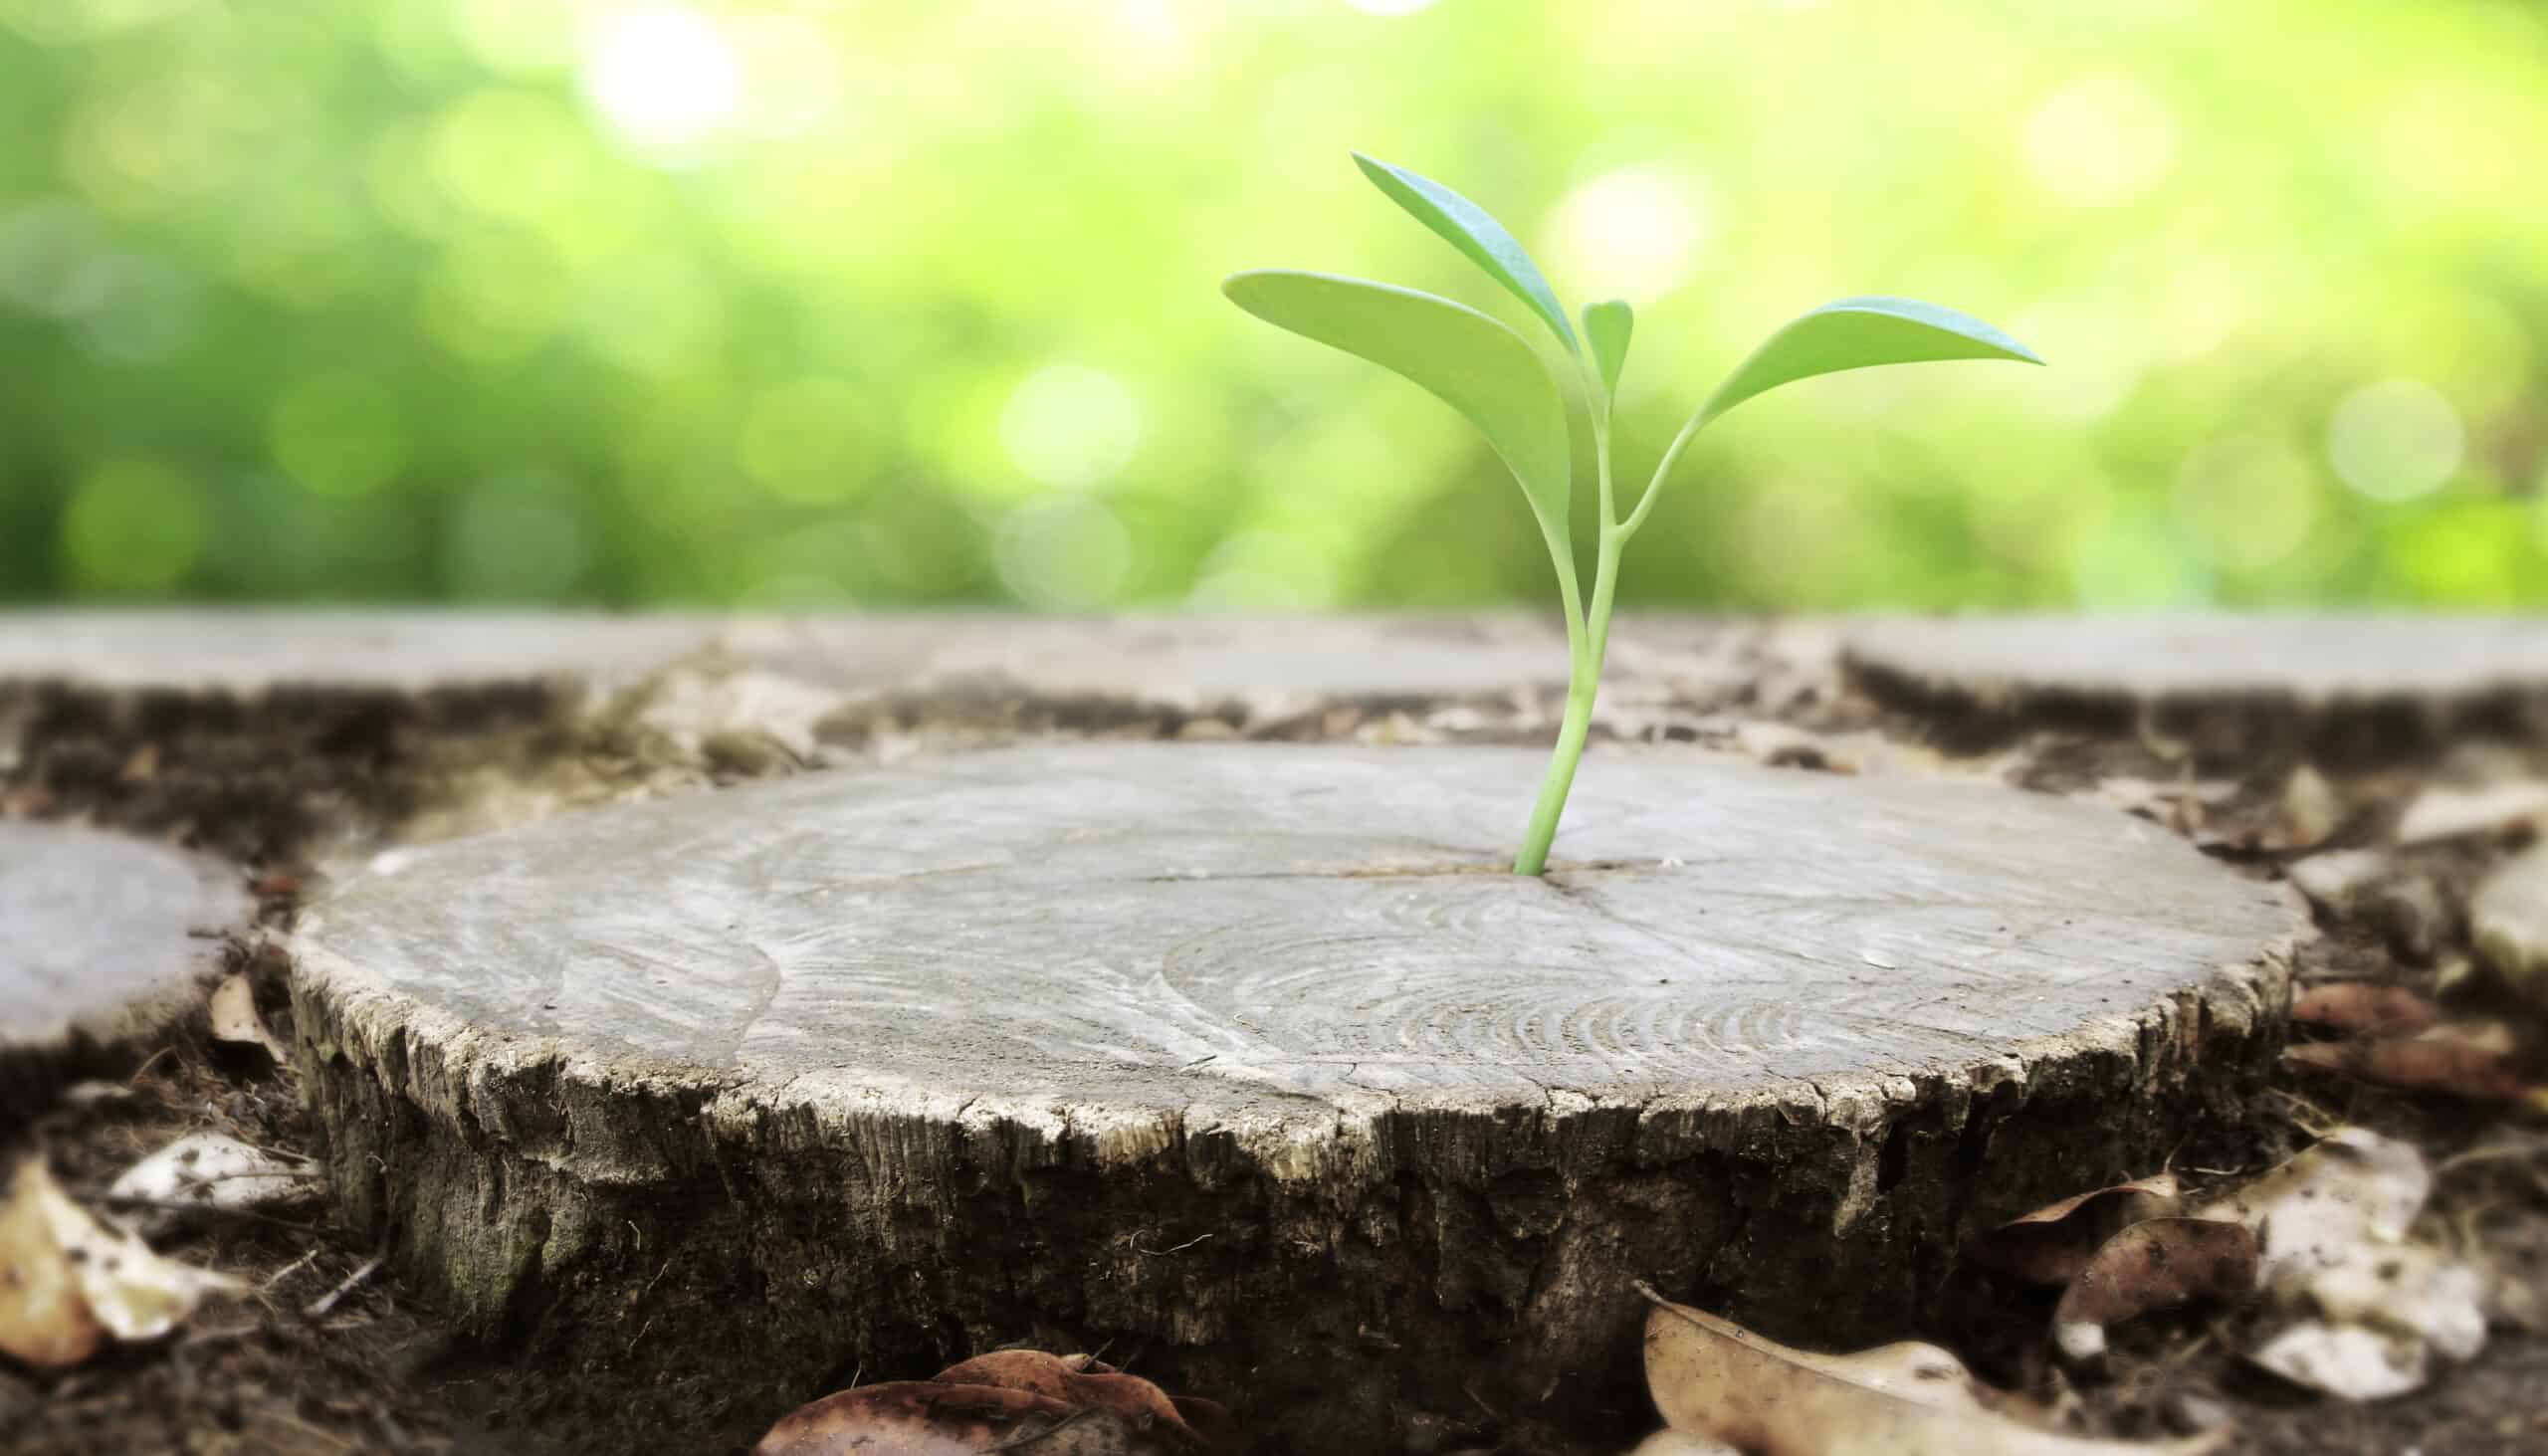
[3, 619, 2544, 1455]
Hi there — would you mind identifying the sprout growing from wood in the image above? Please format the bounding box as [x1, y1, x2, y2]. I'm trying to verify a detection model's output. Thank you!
[1226, 153, 2042, 874]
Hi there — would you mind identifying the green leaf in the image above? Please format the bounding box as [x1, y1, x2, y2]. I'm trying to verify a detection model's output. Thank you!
[1584, 300, 1632, 397]
[1353, 152, 1579, 355]
[1697, 296, 2041, 427]
[1224, 269, 1574, 563]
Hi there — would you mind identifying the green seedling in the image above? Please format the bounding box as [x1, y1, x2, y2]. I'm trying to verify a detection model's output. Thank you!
[1225, 153, 2042, 875]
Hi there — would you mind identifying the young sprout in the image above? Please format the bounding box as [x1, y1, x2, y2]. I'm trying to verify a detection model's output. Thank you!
[1226, 153, 2042, 875]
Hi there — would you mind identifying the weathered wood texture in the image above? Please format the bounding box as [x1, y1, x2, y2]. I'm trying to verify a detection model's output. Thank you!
[294, 743, 2297, 1453]
[0, 610, 1778, 862]
[1, 822, 248, 1111]
[1846, 614, 2548, 759]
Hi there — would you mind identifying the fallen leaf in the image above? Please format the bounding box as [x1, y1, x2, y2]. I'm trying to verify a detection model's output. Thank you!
[1637, 1284, 2220, 1456]
[2282, 1021, 2531, 1102]
[2247, 1323, 2427, 1401]
[2290, 983, 2439, 1037]
[1976, 1173, 2183, 1285]
[2472, 839, 2548, 1011]
[208, 971, 288, 1063]
[2272, 765, 2342, 852]
[2051, 1218, 2259, 1361]
[0, 1156, 237, 1368]
[2202, 1127, 2428, 1282]
[754, 1352, 1232, 1455]
[0, 1159, 106, 1367]
[2285, 850, 2388, 918]
[2199, 1127, 2486, 1398]
[2395, 779, 2548, 847]
[2306, 1242, 2486, 1361]
[931, 1351, 1201, 1447]
[108, 1133, 318, 1220]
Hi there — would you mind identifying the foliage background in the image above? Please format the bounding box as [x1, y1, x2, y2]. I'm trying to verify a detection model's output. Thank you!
[3, 0, 2543, 611]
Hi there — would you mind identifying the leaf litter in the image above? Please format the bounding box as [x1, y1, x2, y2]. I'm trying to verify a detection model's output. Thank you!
[1634, 1283, 2222, 1456]
[0, 1155, 239, 1369]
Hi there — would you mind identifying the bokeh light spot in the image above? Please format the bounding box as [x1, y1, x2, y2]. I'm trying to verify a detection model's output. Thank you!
[269, 374, 410, 499]
[994, 496, 1134, 608]
[1343, 0, 1440, 15]
[62, 457, 205, 593]
[1546, 164, 1709, 300]
[579, 7, 741, 152]
[2327, 379, 2462, 503]
[1001, 364, 1142, 490]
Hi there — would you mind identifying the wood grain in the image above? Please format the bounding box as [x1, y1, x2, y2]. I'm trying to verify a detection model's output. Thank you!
[297, 743, 2290, 1108]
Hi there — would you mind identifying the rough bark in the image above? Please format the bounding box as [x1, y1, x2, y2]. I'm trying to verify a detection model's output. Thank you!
[291, 743, 2299, 1453]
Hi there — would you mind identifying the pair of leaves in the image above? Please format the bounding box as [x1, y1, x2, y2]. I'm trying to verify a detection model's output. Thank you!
[1224, 152, 2039, 569]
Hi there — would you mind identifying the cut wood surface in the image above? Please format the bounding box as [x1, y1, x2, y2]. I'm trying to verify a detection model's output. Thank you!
[1846, 614, 2548, 704]
[0, 609, 1591, 699]
[292, 742, 2298, 1452]
[0, 822, 249, 1105]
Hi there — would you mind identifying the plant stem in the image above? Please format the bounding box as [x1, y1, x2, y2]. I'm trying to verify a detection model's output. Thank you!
[1514, 369, 1623, 876]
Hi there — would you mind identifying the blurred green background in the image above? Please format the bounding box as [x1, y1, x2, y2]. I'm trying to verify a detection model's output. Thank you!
[3, 0, 2544, 611]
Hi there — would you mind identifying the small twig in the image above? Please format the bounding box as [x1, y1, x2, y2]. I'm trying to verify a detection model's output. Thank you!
[260, 1246, 322, 1294]
[1132, 1231, 1213, 1257]
[306, 1252, 385, 1319]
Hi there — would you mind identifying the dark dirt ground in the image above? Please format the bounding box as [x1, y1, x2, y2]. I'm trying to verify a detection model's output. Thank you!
[3, 626, 2544, 1455]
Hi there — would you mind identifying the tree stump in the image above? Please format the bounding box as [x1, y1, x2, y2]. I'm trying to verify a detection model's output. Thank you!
[292, 742, 2297, 1452]
[1844, 614, 2548, 760]
[1, 822, 248, 1109]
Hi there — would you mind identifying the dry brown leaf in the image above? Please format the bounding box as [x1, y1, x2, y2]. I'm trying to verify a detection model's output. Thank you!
[2052, 1217, 2260, 1360]
[931, 1351, 1203, 1448]
[1976, 1173, 2183, 1285]
[752, 1381, 1177, 1455]
[2283, 1021, 2532, 1102]
[1637, 1284, 2221, 1456]
[208, 971, 288, 1063]
[2290, 983, 2439, 1037]
[0, 1156, 237, 1369]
